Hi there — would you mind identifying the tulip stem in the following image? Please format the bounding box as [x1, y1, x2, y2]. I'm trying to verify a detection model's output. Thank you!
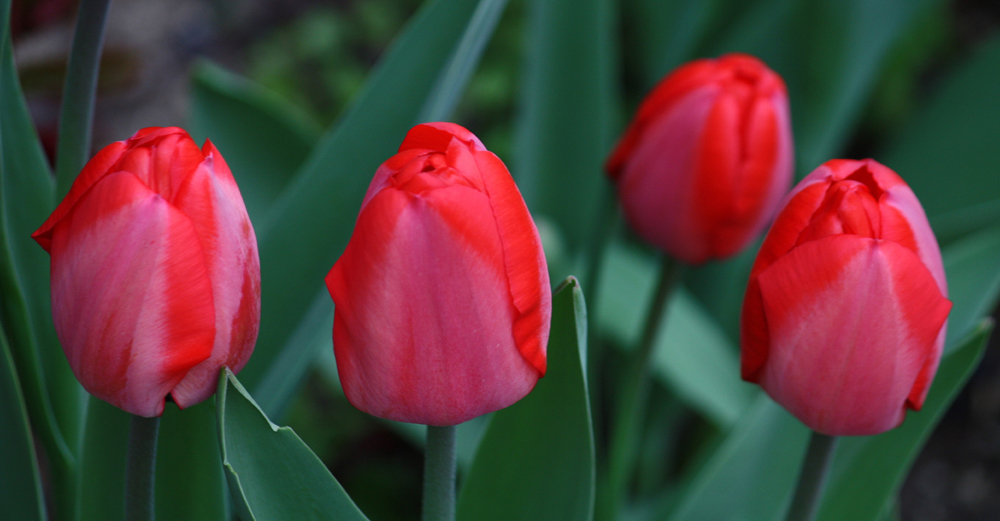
[56, 0, 112, 199]
[125, 414, 160, 521]
[422, 425, 457, 521]
[601, 255, 683, 520]
[785, 432, 838, 521]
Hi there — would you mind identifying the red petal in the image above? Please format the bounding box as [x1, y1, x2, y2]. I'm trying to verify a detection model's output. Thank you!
[755, 236, 950, 435]
[48, 171, 215, 417]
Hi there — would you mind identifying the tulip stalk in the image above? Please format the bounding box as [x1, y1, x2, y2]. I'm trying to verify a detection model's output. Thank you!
[785, 432, 838, 521]
[422, 425, 457, 521]
[602, 255, 683, 520]
[125, 415, 160, 521]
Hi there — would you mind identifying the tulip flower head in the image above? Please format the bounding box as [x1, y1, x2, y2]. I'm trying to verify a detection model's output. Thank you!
[326, 122, 551, 426]
[741, 159, 951, 436]
[32, 127, 260, 417]
[607, 53, 794, 264]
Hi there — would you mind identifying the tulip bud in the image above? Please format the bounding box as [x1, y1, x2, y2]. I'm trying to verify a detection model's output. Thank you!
[741, 159, 951, 435]
[32, 127, 260, 417]
[325, 122, 551, 426]
[606, 53, 794, 264]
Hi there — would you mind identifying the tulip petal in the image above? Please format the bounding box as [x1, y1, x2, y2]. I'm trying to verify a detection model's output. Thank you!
[327, 186, 539, 426]
[474, 149, 551, 375]
[168, 143, 260, 409]
[49, 171, 215, 417]
[755, 235, 951, 435]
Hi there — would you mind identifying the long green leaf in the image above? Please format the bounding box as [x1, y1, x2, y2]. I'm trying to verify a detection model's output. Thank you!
[457, 278, 595, 521]
[0, 322, 47, 521]
[940, 224, 1000, 350]
[189, 60, 321, 221]
[882, 34, 1000, 242]
[241, 0, 488, 391]
[217, 368, 369, 521]
[514, 0, 616, 253]
[155, 401, 229, 521]
[78, 397, 129, 521]
[816, 320, 992, 521]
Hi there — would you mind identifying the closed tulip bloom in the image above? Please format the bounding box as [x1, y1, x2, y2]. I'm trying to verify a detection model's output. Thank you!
[606, 53, 793, 264]
[741, 159, 951, 436]
[32, 127, 260, 417]
[326, 122, 551, 426]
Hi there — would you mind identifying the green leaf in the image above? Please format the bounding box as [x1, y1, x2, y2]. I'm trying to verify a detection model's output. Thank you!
[242, 0, 491, 392]
[514, 0, 616, 252]
[78, 397, 129, 521]
[815, 320, 993, 521]
[217, 368, 369, 521]
[457, 278, 595, 521]
[665, 395, 809, 521]
[940, 224, 1000, 351]
[598, 244, 756, 427]
[156, 401, 229, 521]
[189, 60, 321, 221]
[882, 34, 1000, 242]
[0, 322, 47, 521]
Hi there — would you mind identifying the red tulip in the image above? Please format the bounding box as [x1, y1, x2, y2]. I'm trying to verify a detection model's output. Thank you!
[741, 159, 951, 435]
[606, 53, 794, 264]
[32, 127, 260, 417]
[325, 122, 551, 426]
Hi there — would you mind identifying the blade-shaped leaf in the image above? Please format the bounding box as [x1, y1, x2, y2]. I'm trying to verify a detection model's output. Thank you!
[156, 401, 229, 521]
[217, 368, 369, 521]
[242, 0, 489, 391]
[189, 60, 321, 221]
[941, 224, 1000, 350]
[514, 0, 616, 252]
[0, 323, 47, 521]
[598, 244, 756, 427]
[816, 320, 993, 521]
[882, 34, 1000, 242]
[78, 397, 129, 521]
[457, 278, 595, 521]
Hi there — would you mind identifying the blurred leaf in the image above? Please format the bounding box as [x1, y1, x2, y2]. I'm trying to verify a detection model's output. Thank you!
[816, 320, 992, 521]
[189, 60, 322, 221]
[78, 397, 129, 521]
[665, 395, 809, 521]
[883, 34, 1000, 242]
[217, 369, 369, 521]
[712, 0, 929, 172]
[243, 0, 492, 393]
[683, 245, 758, 345]
[515, 0, 616, 252]
[940, 224, 1000, 350]
[0, 323, 46, 521]
[156, 401, 228, 521]
[457, 278, 594, 521]
[0, 33, 76, 470]
[598, 244, 756, 427]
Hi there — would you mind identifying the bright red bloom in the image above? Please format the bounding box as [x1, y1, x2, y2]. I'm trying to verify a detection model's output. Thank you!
[32, 127, 260, 417]
[607, 53, 794, 264]
[326, 122, 551, 426]
[741, 159, 951, 436]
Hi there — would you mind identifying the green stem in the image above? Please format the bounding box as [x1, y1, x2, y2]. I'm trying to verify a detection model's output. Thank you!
[125, 415, 160, 521]
[601, 255, 683, 520]
[55, 0, 112, 199]
[422, 425, 457, 521]
[785, 432, 838, 521]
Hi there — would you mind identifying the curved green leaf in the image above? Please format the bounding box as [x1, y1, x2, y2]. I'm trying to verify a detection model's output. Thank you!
[941, 224, 1000, 351]
[0, 322, 46, 521]
[189, 60, 321, 221]
[156, 401, 228, 521]
[457, 278, 595, 521]
[217, 368, 369, 521]
[78, 397, 129, 521]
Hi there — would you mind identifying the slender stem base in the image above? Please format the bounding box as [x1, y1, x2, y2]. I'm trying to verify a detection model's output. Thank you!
[600, 256, 683, 521]
[422, 425, 457, 521]
[125, 415, 160, 521]
[785, 432, 838, 521]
